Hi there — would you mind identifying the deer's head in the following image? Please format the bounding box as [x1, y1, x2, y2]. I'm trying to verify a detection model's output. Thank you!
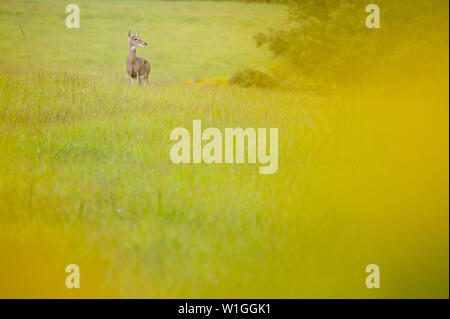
[128, 30, 148, 49]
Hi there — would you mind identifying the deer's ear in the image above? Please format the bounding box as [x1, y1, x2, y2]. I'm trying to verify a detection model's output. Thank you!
[128, 30, 132, 40]
[135, 32, 140, 37]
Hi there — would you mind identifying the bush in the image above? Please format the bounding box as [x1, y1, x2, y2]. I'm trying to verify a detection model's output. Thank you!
[229, 68, 276, 88]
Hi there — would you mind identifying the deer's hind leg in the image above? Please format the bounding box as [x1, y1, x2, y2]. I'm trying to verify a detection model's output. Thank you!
[143, 73, 149, 86]
[143, 62, 151, 86]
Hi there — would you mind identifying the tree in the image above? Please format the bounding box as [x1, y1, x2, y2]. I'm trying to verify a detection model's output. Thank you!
[256, 0, 448, 84]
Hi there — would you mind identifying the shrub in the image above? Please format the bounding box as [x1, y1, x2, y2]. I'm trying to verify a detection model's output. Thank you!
[229, 68, 276, 88]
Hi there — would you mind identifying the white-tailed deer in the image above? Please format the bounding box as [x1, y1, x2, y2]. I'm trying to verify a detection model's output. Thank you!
[127, 30, 151, 85]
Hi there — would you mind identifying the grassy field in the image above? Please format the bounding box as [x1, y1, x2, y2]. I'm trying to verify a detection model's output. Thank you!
[0, 0, 448, 298]
[0, 0, 286, 82]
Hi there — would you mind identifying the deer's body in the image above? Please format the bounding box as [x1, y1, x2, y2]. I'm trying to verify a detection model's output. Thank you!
[127, 31, 150, 85]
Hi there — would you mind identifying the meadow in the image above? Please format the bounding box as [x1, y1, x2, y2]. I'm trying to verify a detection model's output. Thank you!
[0, 0, 448, 298]
[0, 0, 286, 82]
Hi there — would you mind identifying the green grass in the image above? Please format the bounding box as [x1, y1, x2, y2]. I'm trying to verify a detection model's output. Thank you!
[0, 0, 448, 298]
[0, 0, 286, 83]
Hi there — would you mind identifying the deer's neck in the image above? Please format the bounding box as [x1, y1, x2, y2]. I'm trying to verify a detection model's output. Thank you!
[128, 46, 137, 61]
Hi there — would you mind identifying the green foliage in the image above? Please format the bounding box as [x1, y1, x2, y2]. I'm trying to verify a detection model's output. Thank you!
[229, 68, 276, 88]
[256, 0, 449, 83]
